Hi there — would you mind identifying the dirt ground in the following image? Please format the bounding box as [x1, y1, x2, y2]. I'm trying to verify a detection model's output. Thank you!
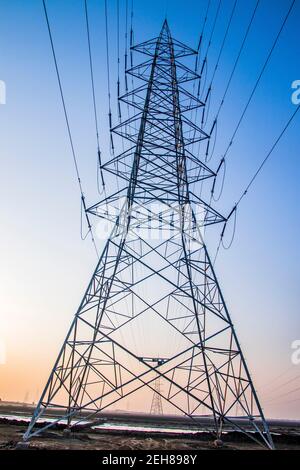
[0, 421, 300, 451]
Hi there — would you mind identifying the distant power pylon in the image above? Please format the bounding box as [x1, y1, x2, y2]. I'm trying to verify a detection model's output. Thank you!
[150, 378, 163, 415]
[150, 376, 163, 415]
[25, 21, 273, 449]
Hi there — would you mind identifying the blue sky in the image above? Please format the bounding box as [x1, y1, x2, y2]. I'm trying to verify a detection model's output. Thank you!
[0, 0, 299, 418]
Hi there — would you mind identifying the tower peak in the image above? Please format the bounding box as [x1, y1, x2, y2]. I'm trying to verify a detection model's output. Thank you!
[160, 18, 170, 39]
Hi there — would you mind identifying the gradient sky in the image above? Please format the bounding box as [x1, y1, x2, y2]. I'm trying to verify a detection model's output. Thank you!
[0, 0, 299, 419]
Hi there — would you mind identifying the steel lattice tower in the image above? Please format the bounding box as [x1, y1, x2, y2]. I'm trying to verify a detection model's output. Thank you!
[150, 377, 163, 415]
[24, 21, 273, 449]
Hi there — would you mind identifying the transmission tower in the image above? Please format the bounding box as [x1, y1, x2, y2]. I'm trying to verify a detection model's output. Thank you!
[150, 377, 163, 415]
[24, 21, 273, 449]
[150, 359, 164, 415]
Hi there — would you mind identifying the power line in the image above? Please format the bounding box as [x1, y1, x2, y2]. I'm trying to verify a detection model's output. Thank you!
[214, 0, 261, 123]
[259, 365, 296, 391]
[202, 0, 222, 65]
[235, 103, 300, 207]
[194, 0, 211, 73]
[221, 0, 296, 162]
[130, 0, 134, 69]
[189, 0, 212, 154]
[129, 0, 136, 125]
[262, 374, 300, 397]
[208, 0, 260, 197]
[84, 0, 106, 195]
[268, 396, 300, 406]
[115, 0, 124, 185]
[208, 0, 238, 93]
[198, 0, 222, 100]
[104, 0, 115, 155]
[199, 0, 238, 158]
[117, 0, 122, 122]
[190, 0, 222, 180]
[84, 0, 100, 155]
[211, 0, 298, 264]
[213, 103, 300, 263]
[42, 0, 99, 257]
[43, 0, 82, 193]
[211, 0, 296, 204]
[124, 0, 129, 92]
[265, 385, 300, 404]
